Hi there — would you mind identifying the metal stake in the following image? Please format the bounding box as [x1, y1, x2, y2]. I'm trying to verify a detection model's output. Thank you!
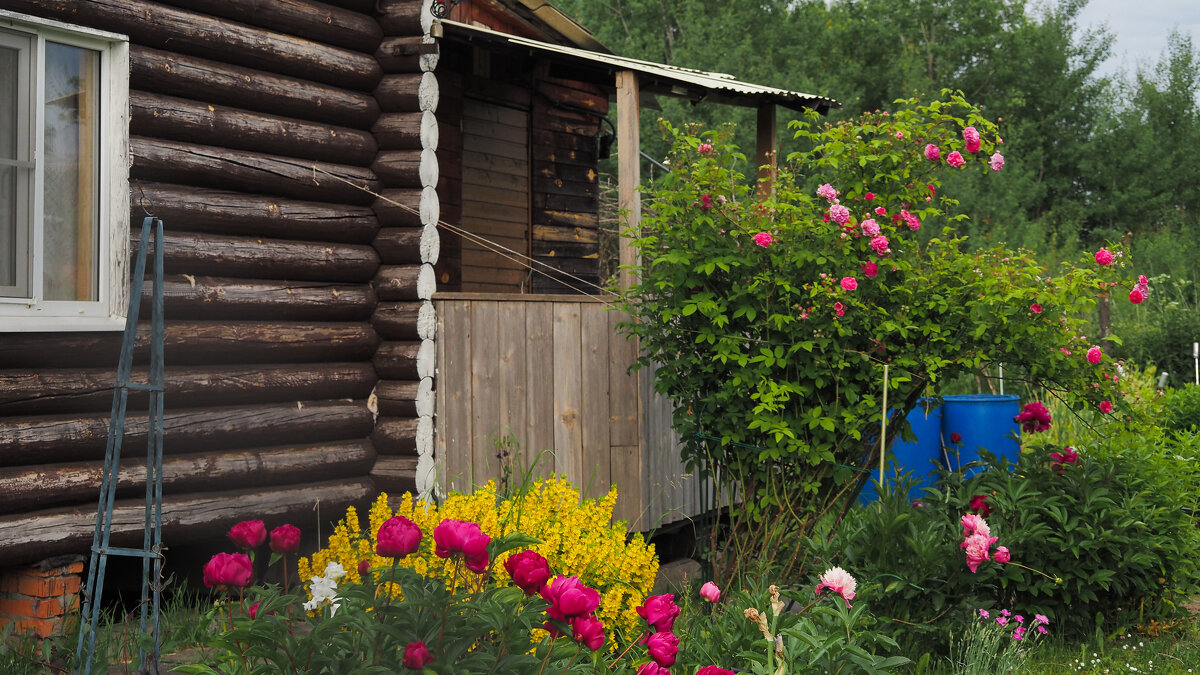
[76, 217, 166, 674]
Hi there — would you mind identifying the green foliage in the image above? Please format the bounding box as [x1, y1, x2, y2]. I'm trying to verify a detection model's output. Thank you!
[619, 92, 1133, 584]
[1161, 386, 1200, 438]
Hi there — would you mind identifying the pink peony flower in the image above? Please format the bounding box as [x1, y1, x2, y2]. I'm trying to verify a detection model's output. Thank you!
[829, 204, 850, 224]
[571, 615, 606, 651]
[377, 516, 423, 559]
[969, 494, 993, 517]
[816, 183, 839, 202]
[203, 552, 253, 589]
[860, 218, 880, 237]
[993, 546, 1011, 563]
[753, 231, 773, 248]
[1094, 248, 1114, 266]
[697, 668, 736, 675]
[946, 151, 965, 167]
[950, 432, 962, 444]
[699, 581, 721, 603]
[698, 142, 713, 155]
[505, 550, 552, 596]
[637, 663, 669, 675]
[840, 276, 858, 291]
[645, 631, 680, 667]
[989, 152, 1005, 171]
[1030, 302, 1042, 314]
[637, 594, 681, 633]
[900, 210, 920, 231]
[1050, 446, 1079, 471]
[1014, 401, 1052, 433]
[963, 126, 981, 153]
[403, 641, 433, 669]
[269, 524, 301, 555]
[869, 235, 890, 255]
[1087, 346, 1103, 364]
[815, 566, 857, 607]
[963, 532, 998, 573]
[961, 513, 991, 538]
[228, 520, 267, 550]
[358, 560, 370, 576]
[433, 519, 491, 573]
[861, 261, 879, 277]
[541, 575, 601, 620]
[1099, 400, 1114, 414]
[924, 144, 941, 161]
[1130, 288, 1144, 304]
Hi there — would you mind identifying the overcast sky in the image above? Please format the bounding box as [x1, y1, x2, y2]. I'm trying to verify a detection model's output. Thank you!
[1074, 0, 1200, 80]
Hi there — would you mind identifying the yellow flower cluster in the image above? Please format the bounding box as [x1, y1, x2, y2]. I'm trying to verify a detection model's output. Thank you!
[297, 478, 659, 650]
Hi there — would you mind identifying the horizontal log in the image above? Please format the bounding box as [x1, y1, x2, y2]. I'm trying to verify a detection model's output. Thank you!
[533, 210, 601, 230]
[131, 46, 379, 129]
[0, 320, 379, 368]
[132, 231, 380, 282]
[535, 81, 609, 112]
[158, 0, 382, 52]
[372, 228, 423, 265]
[131, 182, 379, 244]
[0, 400, 373, 467]
[370, 301, 424, 340]
[373, 265, 422, 301]
[375, 380, 419, 417]
[376, 35, 438, 74]
[372, 149, 437, 189]
[372, 111, 443, 151]
[0, 439, 376, 514]
[131, 137, 379, 205]
[130, 91, 377, 166]
[377, 0, 423, 35]
[370, 416, 418, 455]
[372, 189, 425, 228]
[372, 341, 420, 380]
[532, 224, 600, 244]
[142, 276, 374, 321]
[370, 455, 418, 495]
[0, 363, 376, 415]
[0, 478, 374, 567]
[4, 0, 381, 90]
[375, 73, 439, 113]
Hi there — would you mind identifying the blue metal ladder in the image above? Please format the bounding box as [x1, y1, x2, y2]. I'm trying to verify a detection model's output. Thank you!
[75, 216, 166, 675]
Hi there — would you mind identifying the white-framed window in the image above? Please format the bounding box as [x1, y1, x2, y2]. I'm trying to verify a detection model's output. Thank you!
[0, 10, 129, 332]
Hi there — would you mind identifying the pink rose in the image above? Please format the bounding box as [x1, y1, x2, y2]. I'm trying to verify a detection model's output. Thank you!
[645, 631, 680, 667]
[753, 231, 773, 248]
[829, 204, 850, 224]
[900, 210, 920, 231]
[504, 550, 552, 596]
[699, 581, 721, 603]
[403, 641, 433, 669]
[698, 142, 713, 155]
[924, 144, 941, 161]
[815, 566, 857, 607]
[1014, 401, 1052, 433]
[571, 615, 606, 651]
[637, 594, 681, 633]
[269, 524, 301, 555]
[840, 276, 858, 291]
[228, 520, 267, 550]
[963, 126, 981, 153]
[1099, 400, 1114, 414]
[860, 218, 880, 237]
[1030, 303, 1042, 314]
[699, 193, 714, 211]
[946, 151, 965, 167]
[203, 552, 253, 589]
[869, 235, 890, 255]
[993, 546, 1011, 563]
[377, 515, 423, 559]
[1086, 346, 1103, 364]
[1094, 248, 1114, 266]
[874, 206, 887, 216]
[895, 131, 903, 139]
[861, 262, 878, 277]
[865, 192, 875, 200]
[989, 152, 1005, 171]
[433, 519, 491, 573]
[1129, 288, 1144, 304]
[541, 575, 601, 620]
[816, 183, 838, 202]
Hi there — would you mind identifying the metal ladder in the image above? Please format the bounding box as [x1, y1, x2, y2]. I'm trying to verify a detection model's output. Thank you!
[75, 216, 166, 675]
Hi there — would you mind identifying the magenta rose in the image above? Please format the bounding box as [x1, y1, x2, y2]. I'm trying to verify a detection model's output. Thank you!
[504, 550, 552, 596]
[637, 594, 681, 633]
[753, 231, 773, 248]
[541, 575, 600, 620]
[377, 515, 423, 558]
[269, 524, 301, 555]
[861, 262, 878, 278]
[203, 552, 253, 589]
[1099, 400, 1114, 414]
[1094, 248, 1114, 266]
[1130, 288, 1144, 304]
[402, 641, 433, 670]
[840, 276, 858, 291]
[946, 150, 965, 167]
[924, 144, 941, 161]
[1086, 346, 1103, 364]
[645, 631, 680, 667]
[433, 519, 491, 573]
[571, 615, 605, 651]
[228, 520, 266, 550]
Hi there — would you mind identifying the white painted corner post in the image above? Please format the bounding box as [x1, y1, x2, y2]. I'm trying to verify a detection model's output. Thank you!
[414, 1, 439, 501]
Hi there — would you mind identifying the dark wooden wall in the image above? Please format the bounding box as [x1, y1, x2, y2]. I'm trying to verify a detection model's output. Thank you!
[0, 0, 395, 566]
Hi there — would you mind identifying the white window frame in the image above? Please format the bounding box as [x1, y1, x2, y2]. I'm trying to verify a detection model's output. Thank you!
[0, 10, 129, 332]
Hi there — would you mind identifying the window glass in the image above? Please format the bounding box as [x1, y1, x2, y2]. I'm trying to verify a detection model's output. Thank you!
[43, 41, 98, 301]
[0, 45, 18, 289]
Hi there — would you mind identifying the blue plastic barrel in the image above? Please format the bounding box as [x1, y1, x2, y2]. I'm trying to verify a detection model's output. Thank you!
[860, 403, 942, 503]
[940, 394, 1021, 473]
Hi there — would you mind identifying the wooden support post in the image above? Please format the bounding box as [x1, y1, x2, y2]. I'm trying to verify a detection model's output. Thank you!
[756, 103, 777, 199]
[616, 71, 640, 292]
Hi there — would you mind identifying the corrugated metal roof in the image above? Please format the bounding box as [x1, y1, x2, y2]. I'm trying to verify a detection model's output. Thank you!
[435, 19, 840, 113]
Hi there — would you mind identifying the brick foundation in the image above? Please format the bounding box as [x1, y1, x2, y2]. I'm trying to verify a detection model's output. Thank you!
[0, 557, 85, 639]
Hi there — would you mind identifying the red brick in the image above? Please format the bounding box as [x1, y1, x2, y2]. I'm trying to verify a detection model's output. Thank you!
[20, 561, 84, 578]
[0, 574, 80, 598]
[0, 615, 66, 639]
[0, 595, 73, 620]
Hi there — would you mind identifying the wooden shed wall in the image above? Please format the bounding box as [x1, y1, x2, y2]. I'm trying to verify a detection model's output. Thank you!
[0, 0, 411, 566]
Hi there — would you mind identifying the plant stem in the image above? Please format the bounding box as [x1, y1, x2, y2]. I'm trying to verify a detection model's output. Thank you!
[537, 643, 555, 675]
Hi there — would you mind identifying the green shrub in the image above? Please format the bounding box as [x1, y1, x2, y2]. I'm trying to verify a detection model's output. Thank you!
[1160, 385, 1200, 436]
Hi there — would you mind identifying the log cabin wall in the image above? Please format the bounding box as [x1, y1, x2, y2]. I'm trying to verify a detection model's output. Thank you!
[0, 0, 395, 566]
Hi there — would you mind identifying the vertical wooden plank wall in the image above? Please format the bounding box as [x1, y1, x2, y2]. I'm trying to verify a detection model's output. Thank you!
[435, 294, 653, 527]
[0, 0, 392, 565]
